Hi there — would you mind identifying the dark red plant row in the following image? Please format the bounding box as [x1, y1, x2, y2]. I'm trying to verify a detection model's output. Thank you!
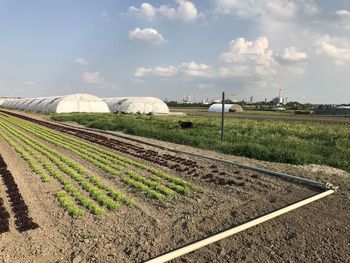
[0, 154, 39, 233]
[0, 197, 10, 234]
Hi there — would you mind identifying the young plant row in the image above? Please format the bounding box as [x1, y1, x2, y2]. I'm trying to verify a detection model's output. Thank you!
[8, 115, 190, 188]
[0, 131, 51, 183]
[0, 125, 101, 216]
[5, 115, 190, 196]
[0, 118, 133, 203]
[5, 119, 173, 200]
[0, 120, 132, 212]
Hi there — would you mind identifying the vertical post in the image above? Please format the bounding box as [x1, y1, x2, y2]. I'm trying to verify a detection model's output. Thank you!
[221, 92, 225, 141]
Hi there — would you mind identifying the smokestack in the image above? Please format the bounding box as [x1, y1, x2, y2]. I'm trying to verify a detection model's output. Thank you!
[279, 89, 283, 104]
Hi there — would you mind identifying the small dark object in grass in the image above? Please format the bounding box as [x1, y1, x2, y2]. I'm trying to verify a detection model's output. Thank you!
[202, 173, 214, 179]
[178, 120, 193, 129]
[227, 180, 235, 185]
[236, 181, 245, 186]
[218, 178, 227, 185]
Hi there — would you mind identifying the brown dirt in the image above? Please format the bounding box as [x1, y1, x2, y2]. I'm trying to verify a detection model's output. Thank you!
[0, 110, 349, 263]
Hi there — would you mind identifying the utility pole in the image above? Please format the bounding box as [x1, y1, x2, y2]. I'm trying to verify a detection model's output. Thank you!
[221, 92, 225, 141]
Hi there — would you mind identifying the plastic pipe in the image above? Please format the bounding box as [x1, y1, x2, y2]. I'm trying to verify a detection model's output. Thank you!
[144, 189, 335, 263]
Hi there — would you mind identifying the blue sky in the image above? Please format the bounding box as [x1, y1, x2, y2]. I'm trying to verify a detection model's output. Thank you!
[0, 0, 350, 103]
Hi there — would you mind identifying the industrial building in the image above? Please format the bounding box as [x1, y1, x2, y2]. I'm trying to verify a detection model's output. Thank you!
[103, 97, 169, 114]
[1, 94, 110, 113]
[208, 104, 243, 113]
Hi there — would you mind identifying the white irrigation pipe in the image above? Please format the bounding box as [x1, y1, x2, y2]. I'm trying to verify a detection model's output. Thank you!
[144, 189, 335, 263]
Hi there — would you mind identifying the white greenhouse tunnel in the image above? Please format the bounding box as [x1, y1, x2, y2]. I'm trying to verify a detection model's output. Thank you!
[1, 94, 110, 113]
[208, 104, 243, 113]
[103, 97, 170, 114]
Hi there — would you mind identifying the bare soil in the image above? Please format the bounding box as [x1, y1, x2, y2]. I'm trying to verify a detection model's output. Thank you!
[0, 110, 349, 263]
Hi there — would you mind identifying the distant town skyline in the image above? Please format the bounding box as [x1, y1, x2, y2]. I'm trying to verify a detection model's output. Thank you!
[0, 0, 350, 104]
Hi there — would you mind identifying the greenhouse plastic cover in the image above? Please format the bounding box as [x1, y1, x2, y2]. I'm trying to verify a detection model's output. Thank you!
[208, 104, 243, 113]
[103, 97, 169, 114]
[1, 94, 110, 113]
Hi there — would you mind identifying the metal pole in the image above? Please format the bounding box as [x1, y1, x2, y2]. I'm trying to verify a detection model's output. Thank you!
[221, 92, 225, 141]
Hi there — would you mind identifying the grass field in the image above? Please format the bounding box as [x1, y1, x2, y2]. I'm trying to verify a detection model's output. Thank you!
[50, 113, 350, 172]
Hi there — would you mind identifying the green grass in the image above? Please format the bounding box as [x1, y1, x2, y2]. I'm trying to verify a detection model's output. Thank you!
[51, 113, 350, 172]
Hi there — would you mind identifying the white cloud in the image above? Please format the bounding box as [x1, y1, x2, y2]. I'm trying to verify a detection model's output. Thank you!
[315, 35, 350, 63]
[134, 36, 310, 86]
[277, 47, 307, 62]
[335, 10, 350, 18]
[334, 10, 350, 30]
[129, 0, 200, 22]
[83, 72, 104, 84]
[219, 37, 276, 76]
[179, 61, 214, 77]
[135, 66, 178, 77]
[129, 3, 157, 20]
[100, 12, 112, 21]
[135, 37, 277, 79]
[74, 58, 89, 66]
[215, 0, 318, 18]
[135, 61, 213, 78]
[83, 71, 118, 89]
[129, 27, 167, 45]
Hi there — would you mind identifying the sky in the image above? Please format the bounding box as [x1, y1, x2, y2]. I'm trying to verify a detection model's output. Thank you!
[0, 0, 350, 104]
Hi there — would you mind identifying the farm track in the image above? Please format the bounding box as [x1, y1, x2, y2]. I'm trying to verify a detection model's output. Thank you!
[0, 153, 39, 233]
[0, 109, 349, 263]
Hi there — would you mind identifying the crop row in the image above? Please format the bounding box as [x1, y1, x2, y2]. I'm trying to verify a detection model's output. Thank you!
[0, 127, 95, 216]
[0, 117, 168, 200]
[12, 115, 190, 187]
[0, 120, 133, 216]
[0, 198, 10, 234]
[0, 110, 200, 183]
[3, 114, 191, 197]
[0, 118, 132, 204]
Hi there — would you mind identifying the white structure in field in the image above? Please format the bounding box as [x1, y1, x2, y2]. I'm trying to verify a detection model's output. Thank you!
[208, 103, 243, 113]
[1, 93, 110, 113]
[103, 97, 169, 114]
